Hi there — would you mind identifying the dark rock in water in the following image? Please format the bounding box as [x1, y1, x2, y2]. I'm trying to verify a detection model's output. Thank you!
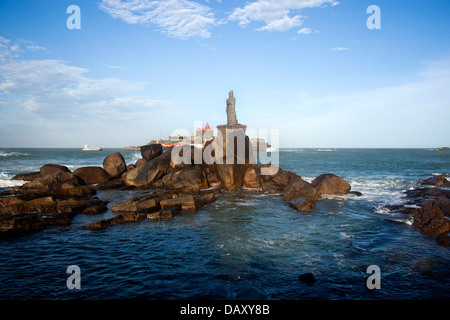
[56, 198, 108, 215]
[140, 144, 163, 161]
[348, 191, 363, 196]
[147, 205, 181, 221]
[411, 200, 450, 239]
[194, 192, 216, 209]
[298, 273, 316, 283]
[81, 212, 146, 231]
[419, 174, 450, 187]
[311, 173, 351, 196]
[160, 195, 196, 211]
[11, 172, 41, 182]
[0, 213, 44, 238]
[73, 166, 109, 185]
[261, 165, 299, 194]
[103, 152, 127, 178]
[0, 196, 55, 216]
[283, 176, 316, 202]
[40, 164, 71, 177]
[288, 197, 316, 213]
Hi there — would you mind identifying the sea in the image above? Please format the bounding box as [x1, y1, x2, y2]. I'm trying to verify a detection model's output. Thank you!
[0, 148, 449, 300]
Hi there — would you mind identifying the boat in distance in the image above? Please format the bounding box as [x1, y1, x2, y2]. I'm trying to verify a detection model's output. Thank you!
[82, 144, 103, 151]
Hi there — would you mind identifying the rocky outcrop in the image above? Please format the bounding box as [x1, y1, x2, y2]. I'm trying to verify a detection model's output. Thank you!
[103, 152, 127, 178]
[311, 173, 351, 196]
[73, 166, 109, 185]
[140, 144, 163, 161]
[383, 175, 450, 247]
[81, 212, 147, 231]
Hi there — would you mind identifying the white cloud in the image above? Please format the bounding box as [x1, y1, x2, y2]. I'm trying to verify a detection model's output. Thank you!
[331, 47, 349, 51]
[0, 37, 172, 123]
[297, 27, 313, 34]
[230, 0, 338, 31]
[99, 0, 216, 39]
[257, 15, 303, 32]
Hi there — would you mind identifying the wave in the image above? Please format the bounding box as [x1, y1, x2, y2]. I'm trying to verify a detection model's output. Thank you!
[0, 151, 29, 157]
[0, 179, 26, 188]
[316, 149, 336, 152]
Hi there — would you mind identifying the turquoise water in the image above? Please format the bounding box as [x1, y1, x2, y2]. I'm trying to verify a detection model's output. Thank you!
[0, 148, 449, 299]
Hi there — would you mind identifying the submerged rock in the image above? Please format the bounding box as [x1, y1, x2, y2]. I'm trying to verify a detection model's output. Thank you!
[81, 212, 146, 231]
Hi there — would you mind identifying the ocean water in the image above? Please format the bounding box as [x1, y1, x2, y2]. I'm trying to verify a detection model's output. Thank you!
[0, 148, 449, 300]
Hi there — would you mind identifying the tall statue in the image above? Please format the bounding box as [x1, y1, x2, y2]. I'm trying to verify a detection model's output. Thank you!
[226, 90, 238, 125]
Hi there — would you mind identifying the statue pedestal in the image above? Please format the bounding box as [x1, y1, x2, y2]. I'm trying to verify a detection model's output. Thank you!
[216, 124, 247, 136]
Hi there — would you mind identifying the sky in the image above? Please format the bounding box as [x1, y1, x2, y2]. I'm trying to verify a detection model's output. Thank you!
[0, 0, 449, 148]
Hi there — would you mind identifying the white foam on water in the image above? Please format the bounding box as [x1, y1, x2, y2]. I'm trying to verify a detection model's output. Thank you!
[0, 179, 26, 188]
[0, 151, 29, 157]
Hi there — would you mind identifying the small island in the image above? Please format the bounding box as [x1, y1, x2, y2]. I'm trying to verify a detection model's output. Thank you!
[1, 91, 449, 248]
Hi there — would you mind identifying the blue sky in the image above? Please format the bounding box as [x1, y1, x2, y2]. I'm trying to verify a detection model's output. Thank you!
[0, 0, 449, 148]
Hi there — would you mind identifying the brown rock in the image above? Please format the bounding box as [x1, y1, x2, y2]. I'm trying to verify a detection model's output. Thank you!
[135, 158, 146, 168]
[81, 212, 146, 231]
[40, 164, 70, 177]
[411, 200, 450, 238]
[160, 195, 196, 211]
[147, 205, 181, 221]
[282, 176, 316, 202]
[311, 173, 351, 196]
[73, 166, 109, 185]
[0, 214, 44, 238]
[288, 197, 316, 213]
[141, 144, 163, 161]
[111, 193, 166, 213]
[243, 165, 261, 189]
[11, 172, 41, 182]
[0, 196, 55, 216]
[103, 152, 127, 178]
[194, 192, 216, 209]
[419, 174, 450, 187]
[153, 167, 208, 194]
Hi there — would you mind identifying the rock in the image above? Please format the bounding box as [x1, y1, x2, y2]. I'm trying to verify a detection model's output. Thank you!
[153, 167, 208, 194]
[11, 172, 41, 182]
[204, 167, 221, 188]
[0, 196, 55, 216]
[214, 163, 247, 190]
[411, 199, 450, 238]
[111, 194, 167, 213]
[0, 213, 44, 238]
[135, 158, 146, 168]
[419, 174, 450, 187]
[40, 164, 70, 177]
[194, 192, 216, 209]
[126, 164, 135, 171]
[73, 166, 109, 185]
[91, 179, 125, 191]
[56, 198, 108, 215]
[288, 197, 317, 213]
[311, 173, 351, 196]
[261, 165, 299, 194]
[298, 273, 316, 283]
[160, 195, 196, 211]
[40, 213, 72, 226]
[243, 165, 261, 189]
[81, 212, 146, 231]
[103, 152, 127, 178]
[282, 176, 316, 202]
[122, 148, 174, 187]
[140, 144, 163, 161]
[19, 171, 95, 199]
[349, 191, 363, 196]
[147, 205, 181, 221]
